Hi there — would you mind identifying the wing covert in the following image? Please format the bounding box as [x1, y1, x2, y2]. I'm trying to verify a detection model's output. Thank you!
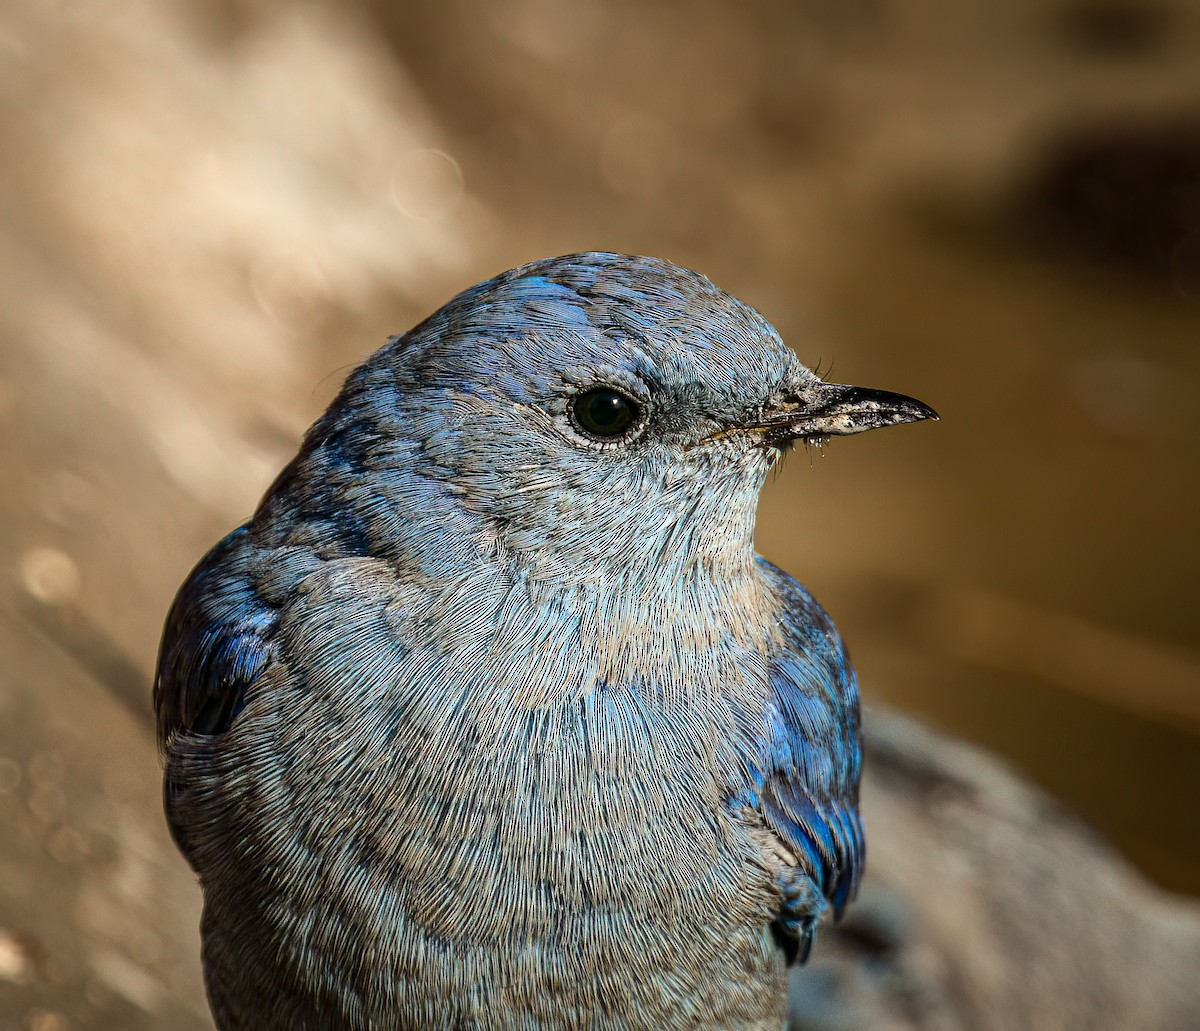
[154, 527, 277, 747]
[747, 559, 865, 959]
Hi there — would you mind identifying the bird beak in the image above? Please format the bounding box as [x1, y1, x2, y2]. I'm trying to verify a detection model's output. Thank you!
[753, 381, 939, 447]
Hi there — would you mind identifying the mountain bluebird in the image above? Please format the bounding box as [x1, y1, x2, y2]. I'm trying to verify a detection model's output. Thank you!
[155, 252, 936, 1030]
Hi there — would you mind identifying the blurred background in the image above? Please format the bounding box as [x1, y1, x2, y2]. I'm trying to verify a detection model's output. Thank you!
[1, 0, 1198, 1028]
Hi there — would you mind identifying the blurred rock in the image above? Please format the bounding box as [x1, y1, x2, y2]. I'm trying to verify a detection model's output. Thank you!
[0, 607, 210, 1030]
[1012, 118, 1200, 284]
[789, 711, 1200, 1030]
[1050, 2, 1173, 62]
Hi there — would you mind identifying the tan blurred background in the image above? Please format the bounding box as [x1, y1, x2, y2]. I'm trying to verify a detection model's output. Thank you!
[1, 0, 1198, 1028]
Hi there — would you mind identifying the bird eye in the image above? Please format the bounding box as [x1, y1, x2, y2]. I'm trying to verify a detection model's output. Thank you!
[572, 387, 641, 439]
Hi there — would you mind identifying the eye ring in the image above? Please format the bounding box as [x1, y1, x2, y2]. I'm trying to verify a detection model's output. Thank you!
[571, 386, 642, 440]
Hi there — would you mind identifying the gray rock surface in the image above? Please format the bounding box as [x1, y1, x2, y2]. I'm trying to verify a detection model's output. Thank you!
[789, 714, 1200, 1030]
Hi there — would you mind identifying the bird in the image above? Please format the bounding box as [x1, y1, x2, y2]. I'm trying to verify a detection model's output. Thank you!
[154, 251, 936, 1030]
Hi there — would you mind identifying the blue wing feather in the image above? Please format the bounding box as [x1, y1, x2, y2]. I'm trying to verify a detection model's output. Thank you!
[749, 558, 864, 959]
[154, 527, 279, 862]
[154, 527, 277, 745]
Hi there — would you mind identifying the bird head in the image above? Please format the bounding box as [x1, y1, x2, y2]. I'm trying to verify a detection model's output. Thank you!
[283, 253, 936, 586]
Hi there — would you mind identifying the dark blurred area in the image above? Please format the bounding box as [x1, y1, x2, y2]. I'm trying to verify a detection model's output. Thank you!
[1, 0, 1198, 1027]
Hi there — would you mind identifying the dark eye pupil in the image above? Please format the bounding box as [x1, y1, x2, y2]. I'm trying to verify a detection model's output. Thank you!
[574, 387, 639, 438]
